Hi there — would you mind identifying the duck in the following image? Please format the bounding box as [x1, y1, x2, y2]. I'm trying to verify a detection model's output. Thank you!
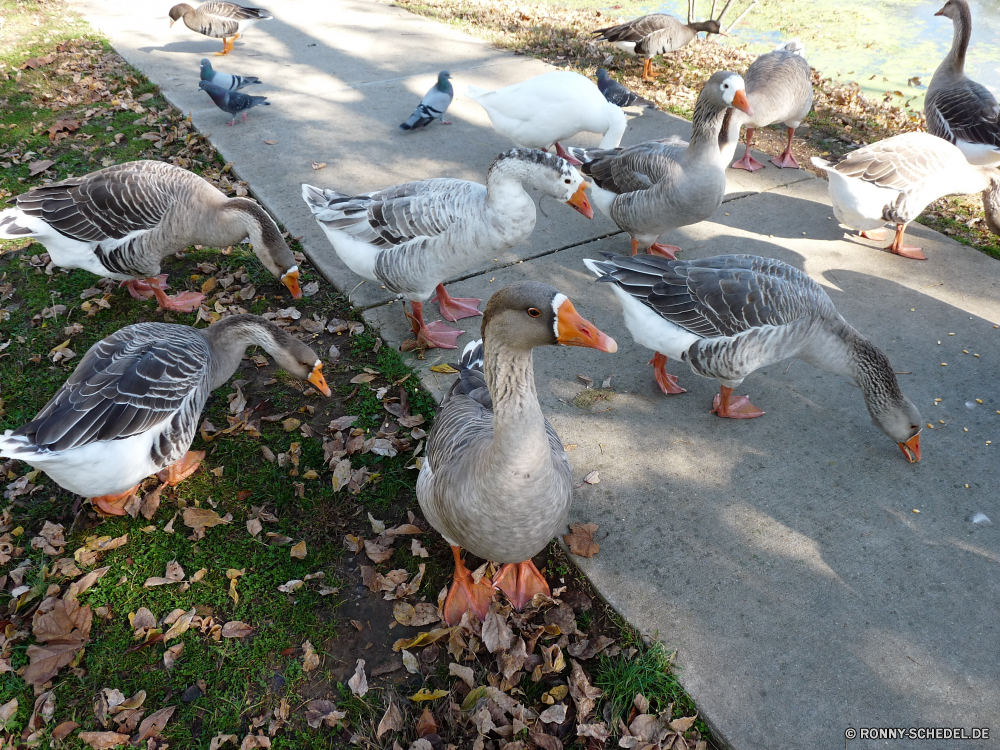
[925, 0, 1000, 166]
[583, 253, 922, 462]
[730, 40, 813, 171]
[168, 1, 272, 56]
[810, 132, 1000, 260]
[417, 282, 617, 623]
[593, 14, 723, 81]
[0, 160, 302, 310]
[566, 71, 753, 259]
[301, 148, 593, 350]
[0, 314, 331, 515]
[466, 72, 627, 164]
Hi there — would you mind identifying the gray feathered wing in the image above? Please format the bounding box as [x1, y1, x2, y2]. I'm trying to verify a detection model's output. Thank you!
[401, 87, 453, 130]
[576, 138, 687, 195]
[13, 324, 209, 462]
[926, 80, 1000, 151]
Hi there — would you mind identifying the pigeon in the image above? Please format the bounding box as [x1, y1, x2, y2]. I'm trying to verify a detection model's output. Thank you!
[400, 71, 454, 131]
[199, 80, 269, 125]
[200, 58, 261, 91]
[595, 68, 657, 109]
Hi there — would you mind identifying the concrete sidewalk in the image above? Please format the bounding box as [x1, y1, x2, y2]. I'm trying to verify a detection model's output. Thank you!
[68, 1, 1000, 747]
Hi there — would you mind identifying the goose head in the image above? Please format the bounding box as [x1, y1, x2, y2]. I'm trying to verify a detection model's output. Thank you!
[254, 320, 332, 396]
[489, 149, 594, 219]
[168, 4, 194, 26]
[481, 281, 617, 353]
[690, 19, 724, 36]
[934, 0, 966, 20]
[871, 396, 922, 463]
[704, 71, 754, 117]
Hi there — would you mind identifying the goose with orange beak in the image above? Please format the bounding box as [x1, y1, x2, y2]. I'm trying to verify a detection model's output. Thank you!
[417, 282, 617, 624]
[302, 148, 592, 351]
[0, 315, 330, 516]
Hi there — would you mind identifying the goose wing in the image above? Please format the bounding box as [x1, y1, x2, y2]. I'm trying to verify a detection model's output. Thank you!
[594, 14, 678, 43]
[10, 160, 183, 244]
[13, 323, 209, 453]
[578, 138, 687, 195]
[926, 79, 1000, 151]
[822, 133, 955, 191]
[199, 1, 271, 20]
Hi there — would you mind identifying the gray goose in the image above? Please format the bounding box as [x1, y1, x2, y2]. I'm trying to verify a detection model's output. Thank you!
[0, 315, 330, 515]
[0, 160, 301, 311]
[169, 1, 272, 56]
[811, 132, 1000, 260]
[730, 40, 813, 171]
[925, 0, 1000, 166]
[417, 282, 617, 623]
[593, 14, 723, 81]
[301, 149, 592, 350]
[583, 254, 922, 463]
[567, 71, 753, 259]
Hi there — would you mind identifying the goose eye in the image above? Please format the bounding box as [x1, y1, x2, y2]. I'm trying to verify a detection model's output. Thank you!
[527, 308, 541, 317]
[564, 178, 571, 184]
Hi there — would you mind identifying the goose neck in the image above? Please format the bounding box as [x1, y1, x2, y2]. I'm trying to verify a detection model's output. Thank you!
[203, 315, 278, 390]
[945, 4, 972, 73]
[485, 160, 535, 211]
[690, 100, 730, 155]
[841, 326, 906, 411]
[482, 336, 549, 468]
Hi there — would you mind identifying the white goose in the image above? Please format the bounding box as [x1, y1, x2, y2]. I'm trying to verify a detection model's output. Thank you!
[466, 72, 627, 164]
[583, 253, 922, 463]
[0, 160, 301, 311]
[0, 315, 330, 515]
[418, 282, 616, 623]
[811, 132, 1000, 260]
[925, 0, 1000, 166]
[567, 71, 753, 259]
[301, 149, 592, 350]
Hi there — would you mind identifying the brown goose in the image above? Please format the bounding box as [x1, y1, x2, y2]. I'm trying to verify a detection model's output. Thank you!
[417, 282, 617, 623]
[0, 160, 301, 311]
[925, 0, 1000, 166]
[593, 14, 723, 81]
[0, 315, 330, 515]
[584, 254, 922, 462]
[169, 1, 272, 56]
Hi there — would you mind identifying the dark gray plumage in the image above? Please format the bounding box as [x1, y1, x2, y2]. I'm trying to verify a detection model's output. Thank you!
[593, 14, 722, 79]
[199, 80, 269, 125]
[595, 68, 656, 109]
[400, 71, 454, 131]
[200, 58, 261, 91]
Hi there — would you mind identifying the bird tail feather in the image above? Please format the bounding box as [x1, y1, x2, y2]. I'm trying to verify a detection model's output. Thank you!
[0, 208, 35, 238]
[465, 84, 488, 101]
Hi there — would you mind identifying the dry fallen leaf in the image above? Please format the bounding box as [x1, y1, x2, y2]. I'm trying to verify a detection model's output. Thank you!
[448, 662, 475, 689]
[415, 707, 437, 738]
[163, 643, 184, 670]
[25, 598, 92, 688]
[209, 734, 238, 750]
[347, 659, 368, 696]
[290, 540, 307, 559]
[28, 159, 55, 176]
[582, 470, 600, 485]
[221, 621, 255, 639]
[409, 688, 449, 702]
[376, 698, 403, 739]
[263, 139, 278, 145]
[305, 700, 345, 729]
[563, 522, 600, 558]
[482, 608, 513, 653]
[311, 161, 326, 170]
[402, 649, 420, 674]
[0, 698, 17, 727]
[302, 640, 320, 672]
[429, 363, 458, 374]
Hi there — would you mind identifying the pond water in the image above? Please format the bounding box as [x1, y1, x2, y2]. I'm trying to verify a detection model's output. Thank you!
[577, 0, 1000, 104]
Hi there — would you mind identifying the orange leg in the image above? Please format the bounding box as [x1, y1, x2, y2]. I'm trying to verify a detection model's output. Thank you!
[732, 127, 765, 172]
[642, 58, 657, 81]
[493, 560, 549, 611]
[156, 450, 206, 485]
[443, 547, 495, 625]
[125, 276, 204, 312]
[886, 224, 926, 260]
[770, 127, 801, 169]
[405, 300, 462, 349]
[711, 385, 765, 419]
[430, 283, 482, 322]
[649, 352, 686, 395]
[648, 242, 681, 259]
[91, 485, 140, 516]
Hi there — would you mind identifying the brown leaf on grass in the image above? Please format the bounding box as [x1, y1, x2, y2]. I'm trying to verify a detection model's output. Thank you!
[304, 700, 345, 729]
[290, 540, 307, 559]
[539, 703, 567, 724]
[163, 608, 196, 642]
[246, 518, 262, 538]
[131, 608, 156, 631]
[302, 640, 320, 672]
[563, 523, 600, 558]
[132, 705, 175, 744]
[209, 734, 238, 750]
[65, 565, 110, 600]
[350, 373, 376, 384]
[52, 720, 80, 740]
[347, 659, 368, 696]
[530, 733, 564, 750]
[448, 662, 475, 689]
[25, 598, 92, 687]
[163, 643, 183, 670]
[47, 119, 81, 139]
[482, 607, 513, 653]
[139, 485, 163, 520]
[328, 415, 358, 431]
[364, 539, 393, 563]
[402, 649, 420, 674]
[20, 53, 56, 69]
[28, 159, 55, 176]
[415, 708, 437, 738]
[392, 627, 453, 652]
[669, 714, 698, 733]
[144, 559, 185, 587]
[221, 621, 255, 639]
[576, 723, 610, 741]
[78, 731, 130, 749]
[239, 735, 271, 749]
[376, 698, 403, 739]
[182, 508, 230, 538]
[568, 661, 602, 722]
[0, 698, 17, 727]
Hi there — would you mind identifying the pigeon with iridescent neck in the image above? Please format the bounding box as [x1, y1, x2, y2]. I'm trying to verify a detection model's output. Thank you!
[200, 58, 261, 91]
[199, 80, 269, 125]
[400, 71, 454, 131]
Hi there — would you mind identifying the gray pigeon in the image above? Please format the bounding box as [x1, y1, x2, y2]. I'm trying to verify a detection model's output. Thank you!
[199, 80, 269, 125]
[595, 68, 657, 109]
[200, 58, 261, 91]
[400, 71, 453, 131]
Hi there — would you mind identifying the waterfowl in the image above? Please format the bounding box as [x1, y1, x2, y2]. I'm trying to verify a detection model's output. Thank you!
[0, 160, 301, 310]
[0, 315, 330, 515]
[730, 40, 813, 171]
[926, 0, 1000, 166]
[301, 149, 593, 350]
[466, 72, 627, 164]
[567, 71, 753, 259]
[583, 253, 922, 462]
[168, 1, 272, 56]
[417, 282, 617, 623]
[593, 14, 723, 81]
[811, 132, 1000, 260]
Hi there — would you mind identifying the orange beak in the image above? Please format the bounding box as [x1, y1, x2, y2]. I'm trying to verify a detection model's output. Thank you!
[556, 298, 617, 352]
[566, 182, 593, 220]
[307, 361, 331, 397]
[731, 88, 753, 117]
[281, 267, 302, 299]
[898, 432, 921, 463]
[934, 6, 945, 15]
[169, 18, 176, 27]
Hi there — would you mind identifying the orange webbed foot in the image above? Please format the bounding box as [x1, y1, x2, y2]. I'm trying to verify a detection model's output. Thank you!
[649, 352, 686, 395]
[91, 485, 140, 516]
[443, 547, 495, 625]
[711, 386, 765, 419]
[493, 560, 550, 611]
